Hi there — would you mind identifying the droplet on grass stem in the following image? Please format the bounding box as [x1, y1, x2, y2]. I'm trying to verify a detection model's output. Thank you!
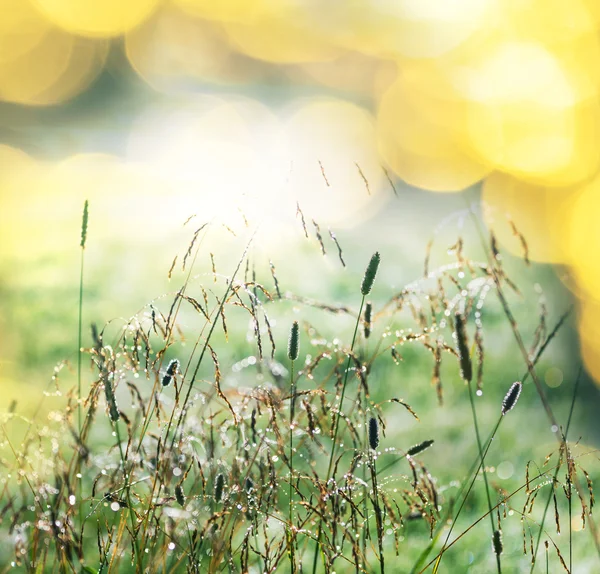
[368, 416, 379, 450]
[501, 381, 522, 415]
[288, 321, 299, 362]
[454, 312, 472, 383]
[361, 252, 380, 296]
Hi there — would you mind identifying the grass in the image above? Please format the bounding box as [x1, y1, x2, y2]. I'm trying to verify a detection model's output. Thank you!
[0, 199, 598, 573]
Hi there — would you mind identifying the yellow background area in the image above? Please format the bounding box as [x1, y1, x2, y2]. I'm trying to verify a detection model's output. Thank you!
[1, 0, 600, 384]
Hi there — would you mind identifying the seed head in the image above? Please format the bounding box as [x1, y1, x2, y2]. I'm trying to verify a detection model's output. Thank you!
[288, 321, 299, 361]
[175, 485, 186, 507]
[215, 474, 225, 502]
[492, 529, 503, 556]
[364, 302, 373, 339]
[407, 440, 434, 457]
[368, 416, 379, 450]
[501, 381, 522, 415]
[162, 359, 180, 387]
[104, 378, 119, 422]
[80, 200, 89, 249]
[454, 312, 472, 382]
[361, 252, 381, 296]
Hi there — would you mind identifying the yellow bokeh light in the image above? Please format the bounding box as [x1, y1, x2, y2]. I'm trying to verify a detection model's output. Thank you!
[577, 297, 600, 385]
[565, 173, 600, 300]
[313, 0, 495, 59]
[377, 77, 490, 192]
[34, 37, 108, 106]
[450, 40, 600, 185]
[126, 4, 264, 92]
[0, 24, 108, 106]
[481, 172, 580, 263]
[0, 26, 73, 104]
[173, 0, 273, 24]
[0, 0, 52, 63]
[31, 0, 161, 37]
[224, 10, 340, 64]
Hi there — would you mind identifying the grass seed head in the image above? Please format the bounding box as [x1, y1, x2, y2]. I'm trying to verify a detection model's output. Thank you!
[162, 359, 180, 386]
[492, 529, 503, 556]
[361, 252, 381, 296]
[80, 199, 89, 249]
[288, 321, 299, 362]
[364, 302, 373, 339]
[454, 312, 472, 382]
[369, 416, 380, 450]
[175, 485, 186, 507]
[407, 440, 434, 457]
[104, 379, 119, 422]
[502, 381, 522, 415]
[215, 474, 225, 502]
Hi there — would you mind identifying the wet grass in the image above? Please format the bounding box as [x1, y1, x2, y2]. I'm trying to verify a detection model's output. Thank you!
[0, 202, 598, 573]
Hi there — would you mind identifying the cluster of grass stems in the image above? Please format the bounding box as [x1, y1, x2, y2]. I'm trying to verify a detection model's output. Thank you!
[0, 199, 597, 574]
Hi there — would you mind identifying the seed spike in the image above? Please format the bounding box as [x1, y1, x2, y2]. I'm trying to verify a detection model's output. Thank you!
[454, 312, 472, 382]
[492, 529, 503, 556]
[407, 440, 434, 457]
[502, 381, 522, 415]
[215, 474, 225, 502]
[368, 416, 379, 450]
[80, 200, 89, 249]
[361, 252, 381, 296]
[364, 302, 373, 339]
[288, 321, 299, 362]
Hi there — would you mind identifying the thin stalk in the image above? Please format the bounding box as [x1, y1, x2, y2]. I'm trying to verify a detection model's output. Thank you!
[112, 420, 141, 573]
[467, 381, 501, 573]
[369, 451, 385, 574]
[312, 296, 365, 574]
[467, 197, 600, 560]
[432, 416, 502, 573]
[289, 356, 296, 574]
[76, 199, 88, 555]
[420, 457, 596, 574]
[77, 246, 85, 435]
[415, 296, 570, 574]
[77, 199, 88, 435]
[530, 367, 581, 572]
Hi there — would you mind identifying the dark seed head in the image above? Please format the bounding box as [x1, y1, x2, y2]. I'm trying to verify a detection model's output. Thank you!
[166, 358, 179, 376]
[501, 381, 522, 415]
[454, 312, 472, 382]
[407, 440, 434, 457]
[364, 302, 373, 339]
[368, 416, 379, 450]
[288, 321, 299, 361]
[361, 252, 381, 296]
[492, 529, 503, 556]
[104, 379, 119, 422]
[162, 359, 180, 386]
[175, 485, 186, 507]
[245, 477, 254, 493]
[215, 474, 225, 502]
